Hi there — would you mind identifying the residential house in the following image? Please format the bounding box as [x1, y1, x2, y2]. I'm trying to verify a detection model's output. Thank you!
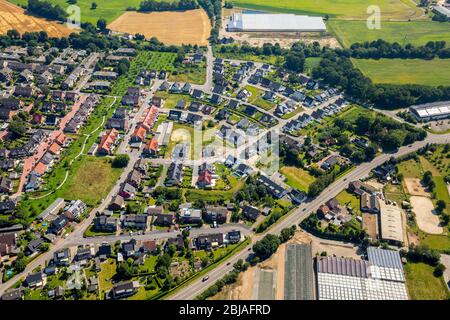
[242, 205, 260, 221]
[178, 203, 202, 224]
[205, 206, 228, 224]
[122, 215, 149, 230]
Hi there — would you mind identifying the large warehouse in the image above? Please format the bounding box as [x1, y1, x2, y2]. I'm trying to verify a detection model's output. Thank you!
[227, 13, 327, 32]
[409, 100, 450, 121]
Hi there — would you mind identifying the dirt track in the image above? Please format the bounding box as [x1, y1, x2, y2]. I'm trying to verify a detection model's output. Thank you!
[108, 9, 211, 46]
[404, 178, 429, 196]
[410, 196, 443, 235]
[0, 0, 74, 37]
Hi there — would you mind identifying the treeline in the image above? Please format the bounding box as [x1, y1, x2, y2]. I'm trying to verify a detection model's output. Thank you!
[198, 0, 222, 43]
[339, 39, 450, 60]
[312, 53, 450, 109]
[196, 259, 249, 300]
[138, 0, 198, 12]
[27, 0, 68, 22]
[307, 164, 352, 197]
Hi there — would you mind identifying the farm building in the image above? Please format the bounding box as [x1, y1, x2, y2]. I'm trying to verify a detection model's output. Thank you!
[379, 203, 404, 244]
[227, 13, 326, 32]
[432, 6, 450, 18]
[409, 100, 450, 121]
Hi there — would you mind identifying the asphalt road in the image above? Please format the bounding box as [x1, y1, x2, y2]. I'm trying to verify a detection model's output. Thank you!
[168, 132, 450, 300]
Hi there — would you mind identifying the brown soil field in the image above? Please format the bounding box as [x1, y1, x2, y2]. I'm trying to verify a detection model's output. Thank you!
[362, 213, 378, 239]
[404, 177, 429, 196]
[410, 196, 443, 235]
[107, 9, 211, 46]
[0, 0, 74, 37]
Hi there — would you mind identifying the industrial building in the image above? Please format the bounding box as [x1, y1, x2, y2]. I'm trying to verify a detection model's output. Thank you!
[316, 247, 408, 300]
[409, 100, 450, 121]
[227, 13, 327, 32]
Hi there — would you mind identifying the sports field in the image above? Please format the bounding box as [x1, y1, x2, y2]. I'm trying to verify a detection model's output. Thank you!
[0, 0, 74, 37]
[231, 0, 423, 20]
[352, 58, 450, 86]
[328, 20, 450, 48]
[108, 9, 211, 46]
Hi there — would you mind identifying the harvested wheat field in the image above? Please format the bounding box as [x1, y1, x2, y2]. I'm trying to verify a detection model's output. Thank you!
[0, 0, 74, 37]
[108, 9, 211, 46]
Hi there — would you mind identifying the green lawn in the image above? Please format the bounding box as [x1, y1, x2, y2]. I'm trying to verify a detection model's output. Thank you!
[336, 190, 361, 215]
[84, 225, 115, 237]
[420, 233, 450, 252]
[404, 262, 450, 300]
[98, 259, 117, 294]
[304, 57, 321, 76]
[154, 92, 194, 109]
[59, 156, 123, 206]
[168, 62, 206, 85]
[352, 58, 450, 86]
[231, 0, 422, 20]
[328, 20, 450, 48]
[279, 166, 315, 193]
[397, 158, 423, 179]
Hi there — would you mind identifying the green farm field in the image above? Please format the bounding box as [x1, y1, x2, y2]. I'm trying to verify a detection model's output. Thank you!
[231, 0, 422, 20]
[352, 58, 450, 86]
[9, 0, 174, 23]
[328, 20, 450, 48]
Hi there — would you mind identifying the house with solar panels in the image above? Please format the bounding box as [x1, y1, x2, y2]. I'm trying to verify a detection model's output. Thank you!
[409, 100, 450, 122]
[315, 247, 408, 300]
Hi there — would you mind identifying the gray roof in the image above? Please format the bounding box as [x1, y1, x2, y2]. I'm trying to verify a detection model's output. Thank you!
[367, 247, 403, 269]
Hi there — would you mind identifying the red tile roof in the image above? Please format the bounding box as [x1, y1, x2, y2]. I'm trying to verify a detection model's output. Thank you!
[197, 170, 212, 185]
[132, 126, 146, 142]
[33, 162, 47, 175]
[98, 129, 119, 154]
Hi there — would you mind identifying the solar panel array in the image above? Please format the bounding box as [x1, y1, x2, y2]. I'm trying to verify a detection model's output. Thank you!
[284, 244, 314, 300]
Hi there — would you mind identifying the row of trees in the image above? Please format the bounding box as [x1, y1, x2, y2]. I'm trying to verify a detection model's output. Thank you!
[198, 0, 222, 43]
[341, 39, 450, 60]
[138, 0, 198, 12]
[312, 53, 450, 109]
[27, 0, 68, 22]
[252, 226, 296, 262]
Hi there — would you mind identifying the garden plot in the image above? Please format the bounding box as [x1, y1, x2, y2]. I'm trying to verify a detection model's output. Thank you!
[410, 196, 443, 235]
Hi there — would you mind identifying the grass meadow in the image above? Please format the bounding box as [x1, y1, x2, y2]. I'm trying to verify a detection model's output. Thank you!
[352, 58, 450, 86]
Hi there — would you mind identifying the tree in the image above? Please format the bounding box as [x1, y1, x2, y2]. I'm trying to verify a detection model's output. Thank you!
[252, 234, 281, 260]
[112, 154, 130, 168]
[436, 200, 446, 213]
[91, 2, 97, 9]
[167, 243, 177, 257]
[7, 29, 20, 39]
[8, 119, 27, 138]
[434, 263, 446, 277]
[96, 18, 107, 31]
[284, 52, 305, 72]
